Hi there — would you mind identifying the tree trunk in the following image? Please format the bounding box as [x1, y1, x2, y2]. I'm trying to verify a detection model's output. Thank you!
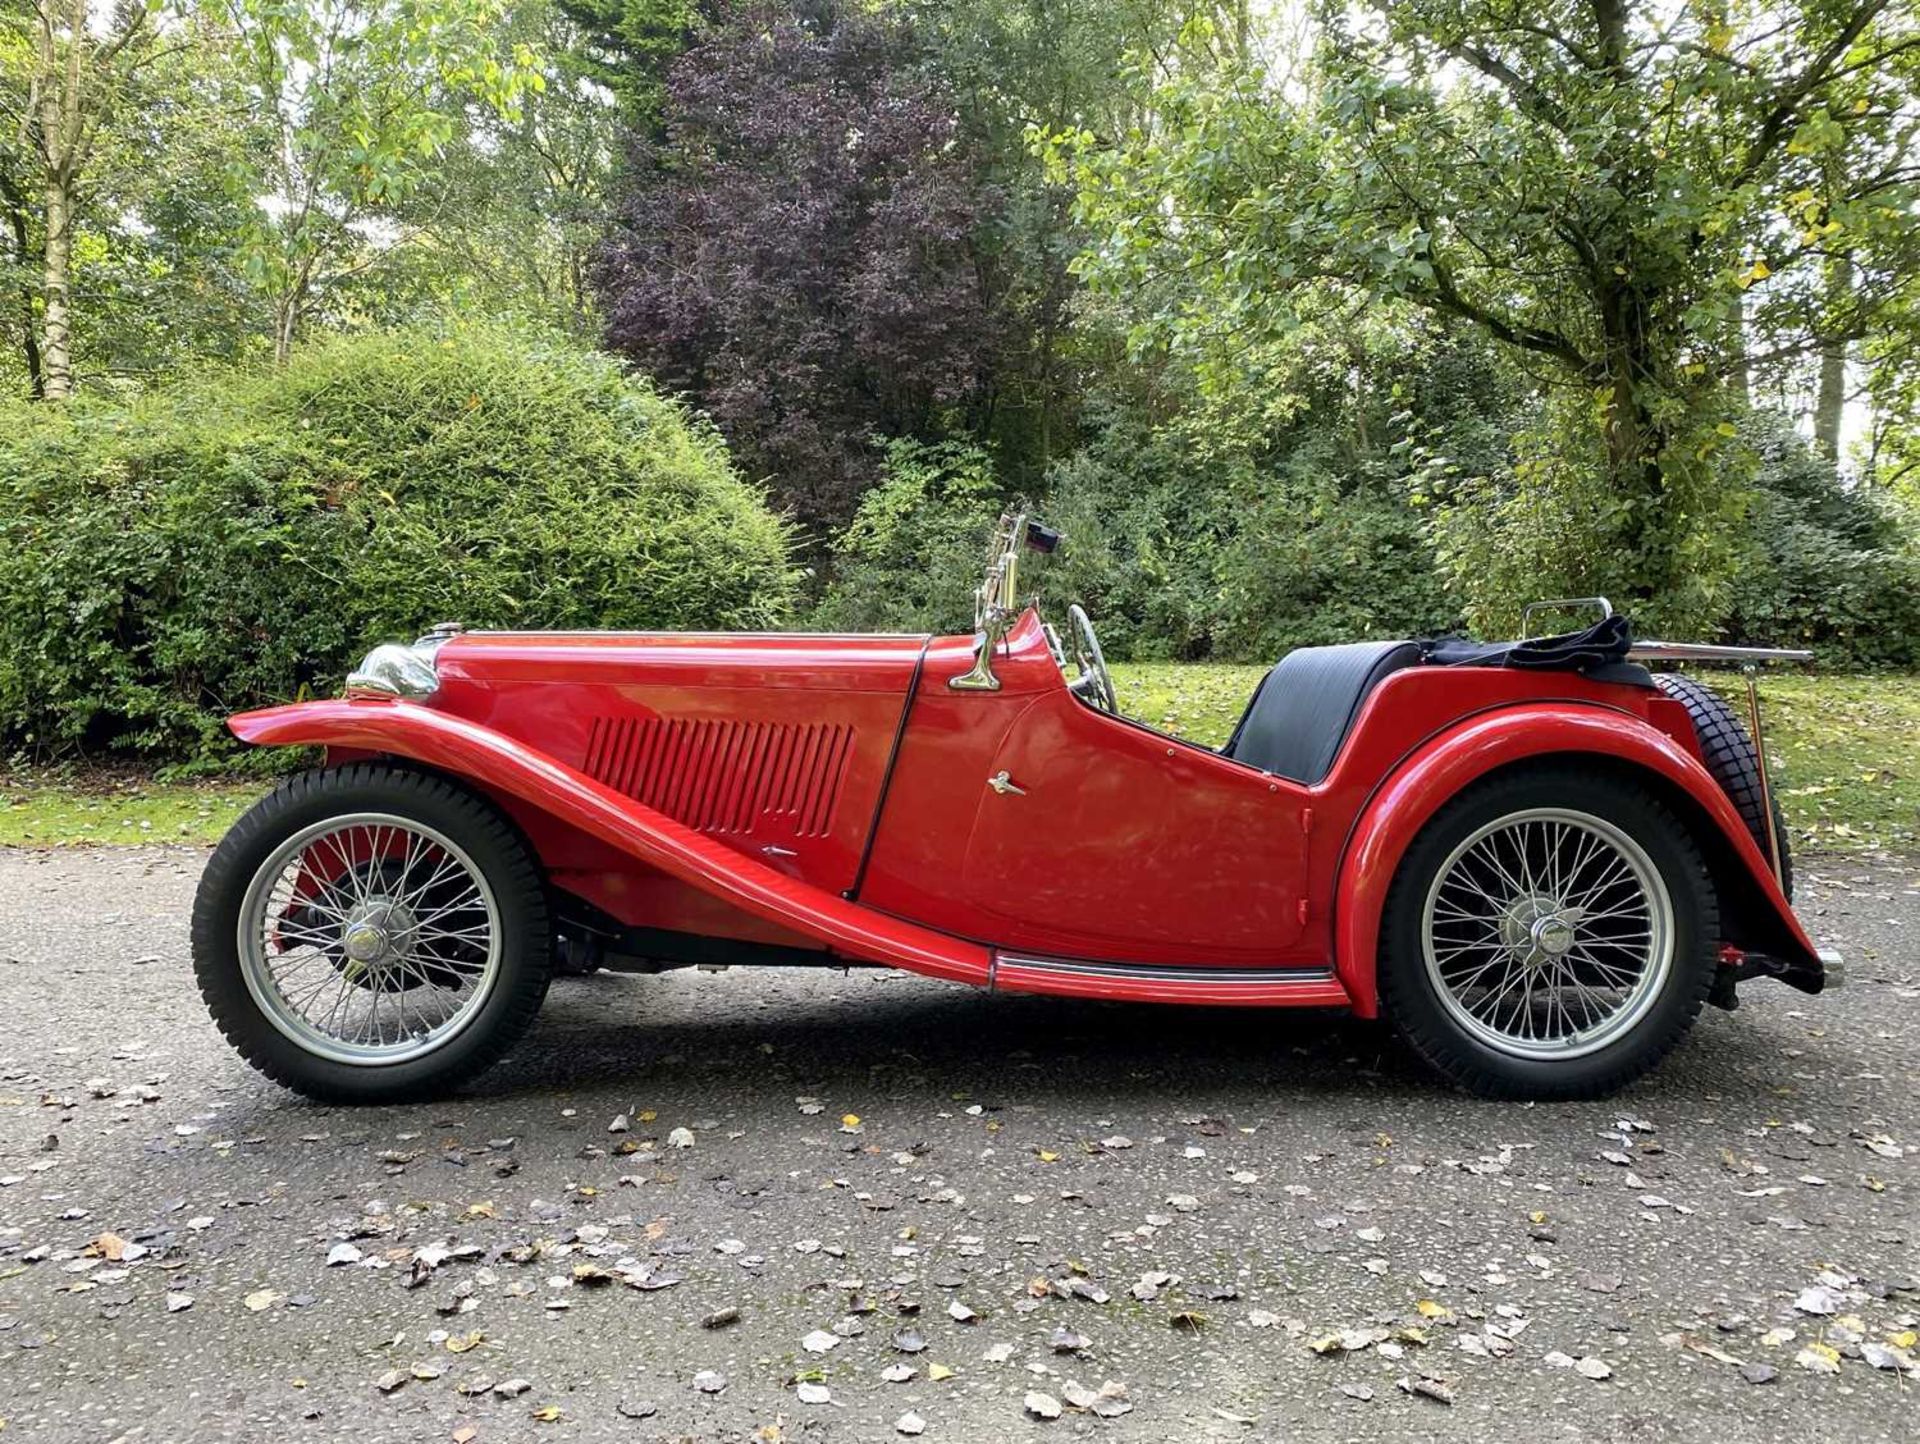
[39, 177, 73, 399]
[272, 283, 303, 366]
[1598, 287, 1677, 608]
[1728, 289, 1749, 405]
[33, 0, 95, 402]
[1813, 256, 1852, 463]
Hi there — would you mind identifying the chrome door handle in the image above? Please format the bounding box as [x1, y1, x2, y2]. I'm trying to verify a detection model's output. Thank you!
[987, 770, 1027, 796]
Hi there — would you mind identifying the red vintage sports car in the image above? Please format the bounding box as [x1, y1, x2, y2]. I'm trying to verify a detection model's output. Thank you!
[192, 515, 1838, 1102]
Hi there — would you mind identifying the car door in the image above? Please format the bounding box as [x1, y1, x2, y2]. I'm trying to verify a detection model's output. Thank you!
[959, 687, 1312, 965]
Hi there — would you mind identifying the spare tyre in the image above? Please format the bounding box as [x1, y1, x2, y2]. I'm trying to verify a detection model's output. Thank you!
[1653, 673, 1792, 902]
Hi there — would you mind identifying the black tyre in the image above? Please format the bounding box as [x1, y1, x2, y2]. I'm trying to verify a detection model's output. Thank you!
[192, 764, 551, 1102]
[1653, 672, 1792, 901]
[1378, 766, 1718, 1100]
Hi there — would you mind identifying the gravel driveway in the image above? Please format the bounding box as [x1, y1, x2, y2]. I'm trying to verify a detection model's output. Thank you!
[1, 845, 1915, 1443]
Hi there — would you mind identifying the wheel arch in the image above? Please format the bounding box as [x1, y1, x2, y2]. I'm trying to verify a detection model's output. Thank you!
[227, 700, 993, 985]
[1332, 704, 1818, 1018]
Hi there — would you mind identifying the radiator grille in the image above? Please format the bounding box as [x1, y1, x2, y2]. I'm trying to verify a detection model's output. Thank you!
[583, 717, 854, 838]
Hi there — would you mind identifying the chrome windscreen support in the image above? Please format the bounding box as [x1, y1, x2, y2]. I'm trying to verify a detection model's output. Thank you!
[951, 512, 1026, 692]
[950, 623, 1006, 691]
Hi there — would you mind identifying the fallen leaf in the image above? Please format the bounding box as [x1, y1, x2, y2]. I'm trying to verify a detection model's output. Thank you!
[1794, 1285, 1840, 1316]
[1024, 1391, 1062, 1420]
[1398, 1375, 1454, 1405]
[1795, 1343, 1841, 1375]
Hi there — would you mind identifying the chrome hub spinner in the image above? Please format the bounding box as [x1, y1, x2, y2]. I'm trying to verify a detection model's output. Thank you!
[338, 897, 420, 975]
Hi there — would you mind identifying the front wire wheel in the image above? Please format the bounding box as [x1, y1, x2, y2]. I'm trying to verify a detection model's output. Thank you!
[193, 765, 550, 1102]
[238, 813, 504, 1066]
[1380, 768, 1717, 1099]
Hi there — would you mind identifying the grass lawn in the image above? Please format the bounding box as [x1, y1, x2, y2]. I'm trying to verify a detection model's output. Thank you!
[1112, 664, 1918, 854]
[2, 668, 1915, 851]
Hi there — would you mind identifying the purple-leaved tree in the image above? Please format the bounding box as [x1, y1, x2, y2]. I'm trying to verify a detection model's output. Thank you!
[597, 0, 1002, 534]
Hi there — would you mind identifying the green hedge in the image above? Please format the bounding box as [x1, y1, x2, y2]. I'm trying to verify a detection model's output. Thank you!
[0, 326, 798, 761]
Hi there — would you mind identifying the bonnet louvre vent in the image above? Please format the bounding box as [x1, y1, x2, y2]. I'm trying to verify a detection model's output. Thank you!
[583, 718, 853, 838]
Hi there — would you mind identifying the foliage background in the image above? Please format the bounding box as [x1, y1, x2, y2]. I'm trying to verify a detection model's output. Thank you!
[1, 0, 1917, 761]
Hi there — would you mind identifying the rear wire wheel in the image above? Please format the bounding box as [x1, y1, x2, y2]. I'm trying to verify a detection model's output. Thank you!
[1379, 766, 1718, 1099]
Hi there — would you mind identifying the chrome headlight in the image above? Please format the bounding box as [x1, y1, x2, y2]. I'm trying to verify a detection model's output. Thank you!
[344, 628, 456, 701]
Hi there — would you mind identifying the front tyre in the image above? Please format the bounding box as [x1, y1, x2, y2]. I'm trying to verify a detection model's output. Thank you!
[192, 764, 551, 1102]
[1378, 766, 1717, 1100]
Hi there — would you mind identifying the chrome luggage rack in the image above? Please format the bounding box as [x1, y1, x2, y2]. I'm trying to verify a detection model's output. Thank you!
[1519, 596, 1814, 665]
[1521, 597, 1808, 891]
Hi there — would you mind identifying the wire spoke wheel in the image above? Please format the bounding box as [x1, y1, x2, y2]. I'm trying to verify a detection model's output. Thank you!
[1421, 807, 1674, 1061]
[236, 811, 504, 1066]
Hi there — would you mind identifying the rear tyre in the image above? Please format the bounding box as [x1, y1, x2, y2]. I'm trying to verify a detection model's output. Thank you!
[1378, 766, 1718, 1100]
[192, 764, 551, 1102]
[1652, 672, 1792, 901]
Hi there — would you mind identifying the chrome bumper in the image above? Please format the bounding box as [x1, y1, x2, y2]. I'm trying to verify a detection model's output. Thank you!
[1818, 948, 1846, 990]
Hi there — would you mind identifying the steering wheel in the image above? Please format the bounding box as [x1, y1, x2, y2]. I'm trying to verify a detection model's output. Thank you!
[1065, 603, 1118, 714]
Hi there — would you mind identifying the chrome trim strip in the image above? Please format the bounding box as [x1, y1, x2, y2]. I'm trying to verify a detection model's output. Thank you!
[1628, 640, 1814, 663]
[994, 954, 1335, 985]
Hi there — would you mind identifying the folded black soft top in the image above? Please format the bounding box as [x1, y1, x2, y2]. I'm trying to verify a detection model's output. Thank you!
[1422, 612, 1639, 675]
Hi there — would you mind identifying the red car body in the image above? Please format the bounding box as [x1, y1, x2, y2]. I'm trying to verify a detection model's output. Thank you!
[227, 606, 1825, 1018]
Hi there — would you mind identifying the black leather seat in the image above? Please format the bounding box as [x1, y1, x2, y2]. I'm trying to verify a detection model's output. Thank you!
[1222, 640, 1422, 784]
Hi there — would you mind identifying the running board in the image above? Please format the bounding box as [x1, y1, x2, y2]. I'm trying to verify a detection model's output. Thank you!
[990, 954, 1351, 1007]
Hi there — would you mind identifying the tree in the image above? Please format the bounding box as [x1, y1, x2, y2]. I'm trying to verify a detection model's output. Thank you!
[407, 1, 625, 328]
[903, 1, 1261, 484]
[208, 0, 542, 362]
[2, 0, 163, 399]
[597, 0, 1003, 533]
[554, 0, 702, 135]
[1062, 1, 1920, 628]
